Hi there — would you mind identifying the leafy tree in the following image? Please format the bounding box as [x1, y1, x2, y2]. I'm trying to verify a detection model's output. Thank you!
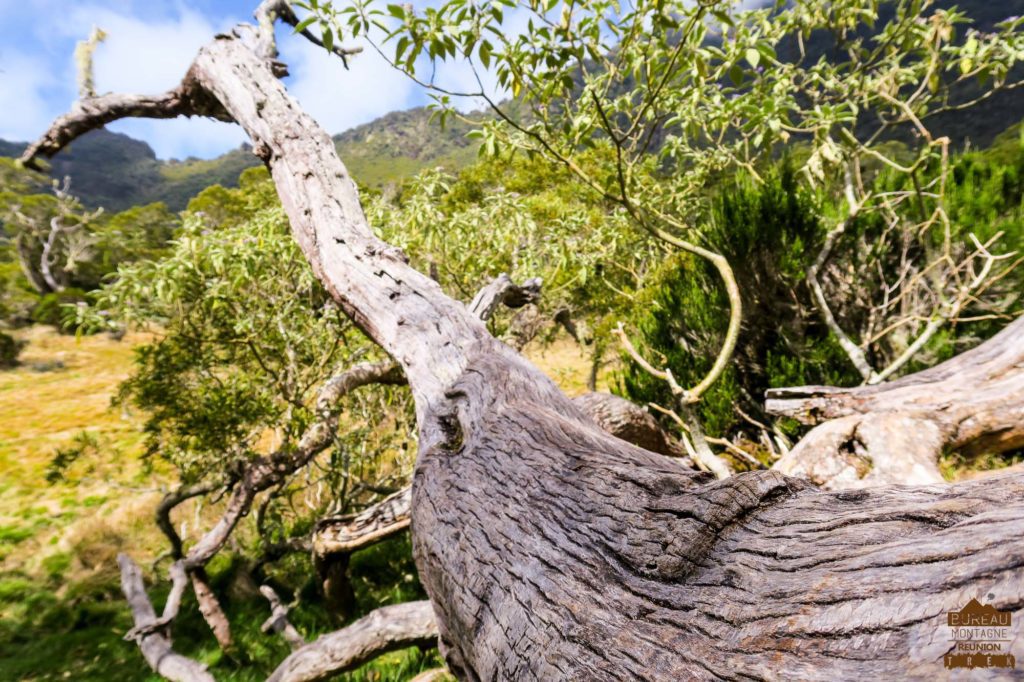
[305, 0, 1024, 438]
[19, 2, 1024, 678]
[370, 152, 657, 363]
[619, 165, 861, 445]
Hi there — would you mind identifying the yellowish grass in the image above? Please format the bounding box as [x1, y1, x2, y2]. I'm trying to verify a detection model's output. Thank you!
[524, 335, 618, 396]
[0, 327, 158, 576]
[0, 327, 611, 579]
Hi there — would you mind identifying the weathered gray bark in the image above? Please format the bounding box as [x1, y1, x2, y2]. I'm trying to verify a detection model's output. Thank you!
[25, 3, 1024, 679]
[155, 481, 235, 650]
[767, 314, 1024, 489]
[315, 487, 413, 557]
[260, 585, 307, 651]
[117, 555, 214, 682]
[571, 392, 684, 459]
[267, 601, 438, 682]
[190, 568, 234, 653]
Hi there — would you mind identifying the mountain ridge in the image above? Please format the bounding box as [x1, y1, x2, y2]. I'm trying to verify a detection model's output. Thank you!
[0, 106, 480, 212]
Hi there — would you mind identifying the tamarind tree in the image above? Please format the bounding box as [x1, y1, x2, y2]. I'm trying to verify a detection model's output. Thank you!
[21, 0, 1024, 679]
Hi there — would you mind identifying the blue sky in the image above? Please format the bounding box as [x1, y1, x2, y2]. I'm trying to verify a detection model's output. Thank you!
[0, 0, 499, 159]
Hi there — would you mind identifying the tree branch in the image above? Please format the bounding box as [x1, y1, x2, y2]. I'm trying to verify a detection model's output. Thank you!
[767, 314, 1024, 488]
[260, 585, 307, 651]
[467, 274, 542, 320]
[267, 601, 438, 682]
[117, 554, 214, 682]
[20, 86, 229, 171]
[314, 487, 412, 557]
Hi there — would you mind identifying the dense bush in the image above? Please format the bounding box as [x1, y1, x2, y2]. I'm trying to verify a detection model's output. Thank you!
[617, 165, 862, 438]
[0, 330, 23, 368]
[30, 288, 87, 332]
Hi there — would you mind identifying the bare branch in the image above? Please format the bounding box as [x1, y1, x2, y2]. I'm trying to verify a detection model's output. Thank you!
[20, 87, 229, 171]
[612, 324, 731, 478]
[314, 487, 412, 557]
[767, 314, 1024, 488]
[571, 392, 685, 459]
[117, 555, 214, 682]
[409, 669, 451, 682]
[467, 273, 542, 320]
[267, 601, 438, 682]
[261, 585, 307, 651]
[254, 0, 363, 66]
[191, 568, 235, 653]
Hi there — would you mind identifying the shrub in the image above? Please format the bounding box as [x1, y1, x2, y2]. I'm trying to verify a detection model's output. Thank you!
[30, 288, 87, 332]
[0, 331, 24, 368]
[617, 165, 859, 437]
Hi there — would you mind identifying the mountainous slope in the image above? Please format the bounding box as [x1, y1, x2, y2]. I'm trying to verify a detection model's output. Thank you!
[3, 0, 1020, 213]
[334, 108, 480, 188]
[0, 107, 480, 212]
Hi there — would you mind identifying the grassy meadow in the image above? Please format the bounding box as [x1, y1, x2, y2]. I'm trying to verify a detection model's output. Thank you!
[0, 326, 598, 681]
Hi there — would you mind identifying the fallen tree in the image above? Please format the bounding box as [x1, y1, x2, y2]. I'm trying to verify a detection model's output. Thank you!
[767, 314, 1024, 489]
[24, 1, 1024, 678]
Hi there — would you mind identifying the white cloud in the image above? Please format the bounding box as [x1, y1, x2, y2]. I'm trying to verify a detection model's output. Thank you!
[0, 1, 518, 158]
[0, 51, 61, 142]
[66, 5, 227, 95]
[278, 29, 417, 137]
[39, 3, 248, 158]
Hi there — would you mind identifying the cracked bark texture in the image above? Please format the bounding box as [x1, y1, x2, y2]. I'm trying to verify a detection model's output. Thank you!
[24, 4, 1024, 679]
[767, 315, 1024, 489]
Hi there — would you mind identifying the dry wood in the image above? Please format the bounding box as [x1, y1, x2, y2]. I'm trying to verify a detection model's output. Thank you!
[467, 274, 542, 320]
[267, 601, 438, 682]
[260, 585, 306, 651]
[190, 568, 234, 653]
[767, 314, 1024, 488]
[117, 554, 214, 682]
[314, 487, 412, 556]
[25, 3, 1024, 679]
[409, 669, 451, 682]
[570, 392, 684, 458]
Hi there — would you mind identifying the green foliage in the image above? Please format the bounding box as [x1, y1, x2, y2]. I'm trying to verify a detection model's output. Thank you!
[0, 162, 179, 327]
[46, 431, 101, 483]
[31, 287, 87, 331]
[369, 151, 652, 330]
[618, 166, 860, 436]
[92, 206, 372, 483]
[0, 330, 23, 368]
[81, 202, 178, 285]
[0, 260, 38, 324]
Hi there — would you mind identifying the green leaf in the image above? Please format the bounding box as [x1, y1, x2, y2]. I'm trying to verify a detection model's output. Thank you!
[745, 48, 760, 68]
[712, 10, 733, 28]
[395, 35, 411, 61]
[293, 16, 317, 34]
[729, 63, 744, 86]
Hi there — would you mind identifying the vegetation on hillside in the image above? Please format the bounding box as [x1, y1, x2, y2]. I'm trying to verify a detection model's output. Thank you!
[2, 0, 1024, 679]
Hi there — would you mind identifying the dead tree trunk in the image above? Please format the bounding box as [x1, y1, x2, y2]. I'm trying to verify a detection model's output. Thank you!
[766, 315, 1024, 489]
[25, 3, 1024, 679]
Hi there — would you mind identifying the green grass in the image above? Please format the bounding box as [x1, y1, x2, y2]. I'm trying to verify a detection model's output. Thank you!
[0, 328, 478, 680]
